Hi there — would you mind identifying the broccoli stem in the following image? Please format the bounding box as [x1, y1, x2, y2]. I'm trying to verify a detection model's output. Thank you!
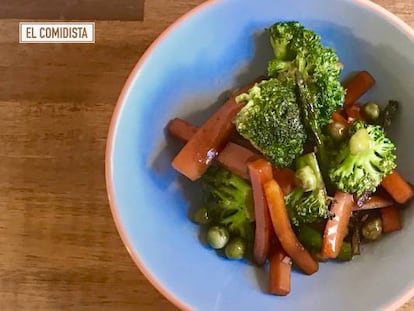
[294, 166, 317, 192]
[337, 242, 353, 261]
[295, 153, 325, 191]
[297, 225, 352, 261]
[295, 72, 323, 143]
[295, 71, 331, 183]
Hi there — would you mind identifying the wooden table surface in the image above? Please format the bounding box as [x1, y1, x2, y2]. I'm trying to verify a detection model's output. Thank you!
[0, 0, 412, 310]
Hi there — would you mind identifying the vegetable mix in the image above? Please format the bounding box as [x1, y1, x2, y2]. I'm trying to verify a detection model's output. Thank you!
[166, 21, 413, 296]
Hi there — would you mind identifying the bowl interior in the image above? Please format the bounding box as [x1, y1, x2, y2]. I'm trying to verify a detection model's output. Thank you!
[107, 0, 414, 310]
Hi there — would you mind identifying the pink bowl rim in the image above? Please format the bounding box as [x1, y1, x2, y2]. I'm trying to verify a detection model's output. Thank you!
[105, 1, 414, 310]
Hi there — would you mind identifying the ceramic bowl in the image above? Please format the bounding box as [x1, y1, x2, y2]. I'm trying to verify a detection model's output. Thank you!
[106, 0, 414, 310]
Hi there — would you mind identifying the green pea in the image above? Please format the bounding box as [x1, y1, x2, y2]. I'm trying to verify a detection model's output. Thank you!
[362, 101, 381, 123]
[207, 226, 229, 249]
[193, 207, 210, 225]
[225, 237, 246, 260]
[327, 121, 347, 142]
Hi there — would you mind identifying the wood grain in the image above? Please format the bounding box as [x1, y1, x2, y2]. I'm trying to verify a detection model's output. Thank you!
[0, 0, 145, 20]
[0, 1, 412, 311]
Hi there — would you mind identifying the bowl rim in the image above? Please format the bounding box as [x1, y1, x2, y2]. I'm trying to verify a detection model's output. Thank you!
[105, 1, 414, 310]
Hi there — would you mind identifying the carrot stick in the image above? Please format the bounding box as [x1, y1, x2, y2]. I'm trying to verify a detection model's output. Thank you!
[344, 71, 376, 106]
[268, 246, 292, 296]
[272, 167, 296, 195]
[167, 118, 260, 179]
[381, 170, 414, 204]
[380, 206, 402, 233]
[344, 103, 364, 121]
[264, 179, 319, 275]
[168, 118, 295, 183]
[171, 79, 259, 181]
[168, 118, 297, 189]
[321, 192, 354, 259]
[166, 118, 197, 142]
[331, 110, 349, 126]
[248, 159, 274, 266]
[216, 142, 260, 179]
[353, 195, 394, 211]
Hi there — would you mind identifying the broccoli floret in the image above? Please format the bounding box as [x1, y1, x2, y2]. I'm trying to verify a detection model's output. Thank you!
[329, 120, 397, 196]
[234, 78, 307, 168]
[285, 188, 331, 227]
[267, 21, 345, 126]
[285, 152, 332, 227]
[201, 166, 254, 242]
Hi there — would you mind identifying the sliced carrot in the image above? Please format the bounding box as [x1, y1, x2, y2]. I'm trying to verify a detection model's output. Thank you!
[344, 71, 376, 106]
[264, 179, 319, 275]
[167, 118, 261, 179]
[217, 142, 260, 179]
[380, 206, 402, 233]
[353, 195, 394, 211]
[167, 118, 260, 179]
[381, 170, 414, 204]
[331, 110, 349, 127]
[268, 246, 292, 296]
[321, 192, 354, 259]
[167, 117, 256, 154]
[168, 118, 296, 185]
[248, 159, 274, 266]
[166, 118, 197, 142]
[171, 79, 259, 181]
[272, 167, 296, 195]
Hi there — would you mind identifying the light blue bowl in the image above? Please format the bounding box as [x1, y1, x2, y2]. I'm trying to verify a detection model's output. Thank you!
[106, 0, 414, 310]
